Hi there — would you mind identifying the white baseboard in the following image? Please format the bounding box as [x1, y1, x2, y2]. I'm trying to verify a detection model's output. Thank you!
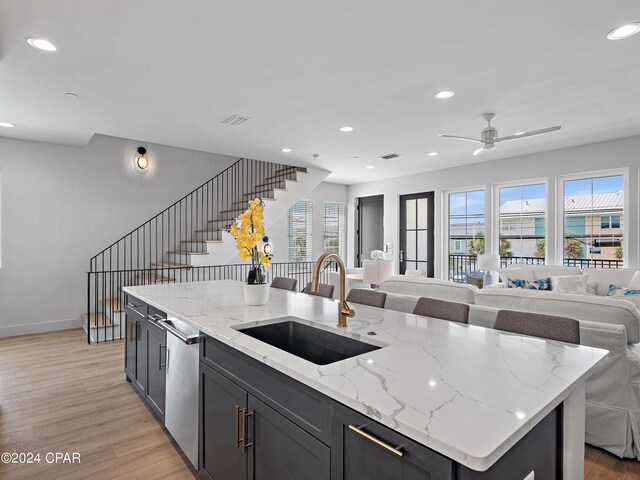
[0, 317, 83, 338]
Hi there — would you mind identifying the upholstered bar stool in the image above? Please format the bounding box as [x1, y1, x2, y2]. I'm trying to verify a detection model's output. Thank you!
[494, 310, 580, 344]
[271, 277, 298, 292]
[412, 297, 470, 324]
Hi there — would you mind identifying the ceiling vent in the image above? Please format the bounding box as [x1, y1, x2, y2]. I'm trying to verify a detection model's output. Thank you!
[222, 114, 250, 126]
[380, 153, 401, 160]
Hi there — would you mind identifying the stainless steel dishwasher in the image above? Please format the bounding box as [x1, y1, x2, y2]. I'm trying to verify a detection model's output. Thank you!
[159, 317, 199, 469]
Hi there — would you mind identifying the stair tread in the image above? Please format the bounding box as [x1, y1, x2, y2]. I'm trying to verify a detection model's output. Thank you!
[208, 218, 237, 224]
[243, 188, 285, 197]
[181, 239, 223, 244]
[100, 298, 123, 312]
[274, 166, 308, 175]
[167, 251, 210, 255]
[254, 179, 298, 189]
[265, 171, 298, 181]
[152, 262, 193, 268]
[136, 272, 176, 282]
[82, 312, 114, 328]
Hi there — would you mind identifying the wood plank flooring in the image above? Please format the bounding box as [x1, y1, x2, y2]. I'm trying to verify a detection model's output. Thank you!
[1, 328, 639, 479]
[0, 329, 194, 480]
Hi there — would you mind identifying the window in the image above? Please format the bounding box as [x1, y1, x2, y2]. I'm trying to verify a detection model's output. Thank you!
[498, 183, 546, 263]
[601, 215, 621, 229]
[323, 202, 346, 258]
[287, 200, 313, 262]
[448, 190, 485, 281]
[562, 174, 624, 267]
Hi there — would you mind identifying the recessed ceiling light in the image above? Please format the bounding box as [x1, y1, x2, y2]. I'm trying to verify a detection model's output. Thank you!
[607, 23, 640, 40]
[0, 121, 15, 128]
[65, 92, 78, 99]
[434, 90, 455, 100]
[366, 165, 375, 169]
[339, 126, 354, 132]
[514, 132, 525, 136]
[27, 37, 58, 51]
[427, 152, 438, 157]
[281, 148, 292, 153]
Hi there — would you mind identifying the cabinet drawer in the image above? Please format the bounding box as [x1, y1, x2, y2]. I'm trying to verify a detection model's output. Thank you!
[125, 294, 147, 318]
[201, 334, 332, 445]
[331, 400, 454, 480]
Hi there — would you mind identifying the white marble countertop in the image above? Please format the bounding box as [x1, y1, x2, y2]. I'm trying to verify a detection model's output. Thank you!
[124, 280, 608, 471]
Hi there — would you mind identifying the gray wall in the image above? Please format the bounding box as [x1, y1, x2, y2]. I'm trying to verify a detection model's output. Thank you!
[347, 135, 640, 277]
[0, 134, 237, 336]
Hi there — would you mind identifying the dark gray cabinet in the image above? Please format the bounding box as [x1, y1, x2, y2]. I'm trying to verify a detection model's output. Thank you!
[200, 363, 247, 480]
[248, 395, 330, 480]
[124, 294, 167, 423]
[146, 319, 166, 421]
[124, 295, 148, 396]
[331, 401, 454, 480]
[199, 362, 329, 480]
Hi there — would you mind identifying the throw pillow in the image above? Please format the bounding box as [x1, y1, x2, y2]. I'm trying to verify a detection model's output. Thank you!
[499, 266, 534, 284]
[551, 275, 588, 294]
[507, 277, 552, 290]
[607, 284, 640, 297]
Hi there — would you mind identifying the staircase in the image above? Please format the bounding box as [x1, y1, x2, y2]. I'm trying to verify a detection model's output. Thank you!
[85, 157, 329, 343]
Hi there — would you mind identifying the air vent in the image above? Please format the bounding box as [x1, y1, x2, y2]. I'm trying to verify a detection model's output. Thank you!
[222, 114, 250, 126]
[380, 153, 401, 160]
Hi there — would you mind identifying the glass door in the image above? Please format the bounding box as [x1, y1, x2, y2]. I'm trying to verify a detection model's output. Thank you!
[399, 192, 434, 276]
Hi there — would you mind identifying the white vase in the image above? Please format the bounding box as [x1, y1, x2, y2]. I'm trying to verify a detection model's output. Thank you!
[243, 283, 270, 306]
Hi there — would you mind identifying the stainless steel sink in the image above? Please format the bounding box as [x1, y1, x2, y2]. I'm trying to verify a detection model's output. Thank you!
[236, 318, 381, 365]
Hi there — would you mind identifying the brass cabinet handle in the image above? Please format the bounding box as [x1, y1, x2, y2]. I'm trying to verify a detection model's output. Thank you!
[348, 425, 404, 458]
[243, 410, 254, 451]
[235, 406, 243, 448]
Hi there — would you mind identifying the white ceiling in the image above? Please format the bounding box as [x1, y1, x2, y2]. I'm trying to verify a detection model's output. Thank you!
[1, 0, 640, 184]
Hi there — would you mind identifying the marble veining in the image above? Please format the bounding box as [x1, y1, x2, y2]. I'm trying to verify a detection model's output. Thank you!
[124, 280, 608, 471]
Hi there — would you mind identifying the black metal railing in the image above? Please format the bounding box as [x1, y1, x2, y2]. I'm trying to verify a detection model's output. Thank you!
[448, 254, 621, 283]
[87, 157, 306, 342]
[86, 261, 336, 343]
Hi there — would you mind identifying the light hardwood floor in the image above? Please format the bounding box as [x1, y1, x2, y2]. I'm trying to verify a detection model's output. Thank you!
[0, 329, 193, 480]
[1, 328, 639, 479]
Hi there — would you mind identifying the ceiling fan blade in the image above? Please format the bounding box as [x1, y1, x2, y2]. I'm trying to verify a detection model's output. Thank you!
[473, 147, 485, 156]
[439, 134, 484, 144]
[496, 126, 561, 142]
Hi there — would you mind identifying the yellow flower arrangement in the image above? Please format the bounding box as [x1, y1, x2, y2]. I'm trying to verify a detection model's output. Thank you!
[228, 198, 272, 283]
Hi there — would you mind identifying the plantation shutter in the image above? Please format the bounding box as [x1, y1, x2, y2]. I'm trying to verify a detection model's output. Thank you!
[288, 200, 313, 262]
[323, 202, 346, 259]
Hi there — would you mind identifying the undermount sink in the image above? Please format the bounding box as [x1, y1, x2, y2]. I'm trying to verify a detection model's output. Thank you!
[235, 317, 381, 365]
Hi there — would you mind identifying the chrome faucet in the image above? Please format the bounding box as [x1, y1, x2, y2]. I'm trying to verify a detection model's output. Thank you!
[311, 253, 355, 328]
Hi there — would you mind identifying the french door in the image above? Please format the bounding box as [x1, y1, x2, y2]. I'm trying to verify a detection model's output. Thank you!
[399, 192, 434, 276]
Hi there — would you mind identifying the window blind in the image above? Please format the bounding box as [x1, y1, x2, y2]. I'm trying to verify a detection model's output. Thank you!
[323, 202, 346, 259]
[288, 200, 313, 262]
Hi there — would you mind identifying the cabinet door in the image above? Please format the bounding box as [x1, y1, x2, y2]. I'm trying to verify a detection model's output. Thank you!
[331, 401, 453, 480]
[133, 319, 147, 396]
[248, 395, 330, 480]
[124, 312, 136, 381]
[200, 363, 247, 480]
[146, 321, 166, 421]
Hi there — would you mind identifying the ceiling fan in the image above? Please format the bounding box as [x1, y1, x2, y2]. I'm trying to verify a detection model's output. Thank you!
[440, 113, 561, 156]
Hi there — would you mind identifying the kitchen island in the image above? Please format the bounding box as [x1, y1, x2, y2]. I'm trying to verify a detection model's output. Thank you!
[124, 280, 608, 479]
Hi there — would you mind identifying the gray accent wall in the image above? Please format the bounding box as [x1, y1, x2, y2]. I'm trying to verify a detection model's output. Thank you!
[0, 134, 236, 336]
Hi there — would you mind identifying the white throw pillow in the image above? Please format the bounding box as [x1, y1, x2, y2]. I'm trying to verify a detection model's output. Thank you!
[628, 271, 640, 290]
[551, 275, 588, 294]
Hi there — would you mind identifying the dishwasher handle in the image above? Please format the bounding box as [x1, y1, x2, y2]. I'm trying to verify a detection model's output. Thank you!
[158, 319, 199, 345]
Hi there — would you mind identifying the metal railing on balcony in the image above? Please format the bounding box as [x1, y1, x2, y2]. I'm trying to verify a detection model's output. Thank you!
[448, 254, 622, 283]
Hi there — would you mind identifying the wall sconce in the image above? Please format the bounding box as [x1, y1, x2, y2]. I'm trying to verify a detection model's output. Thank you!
[136, 147, 149, 170]
[262, 236, 272, 256]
